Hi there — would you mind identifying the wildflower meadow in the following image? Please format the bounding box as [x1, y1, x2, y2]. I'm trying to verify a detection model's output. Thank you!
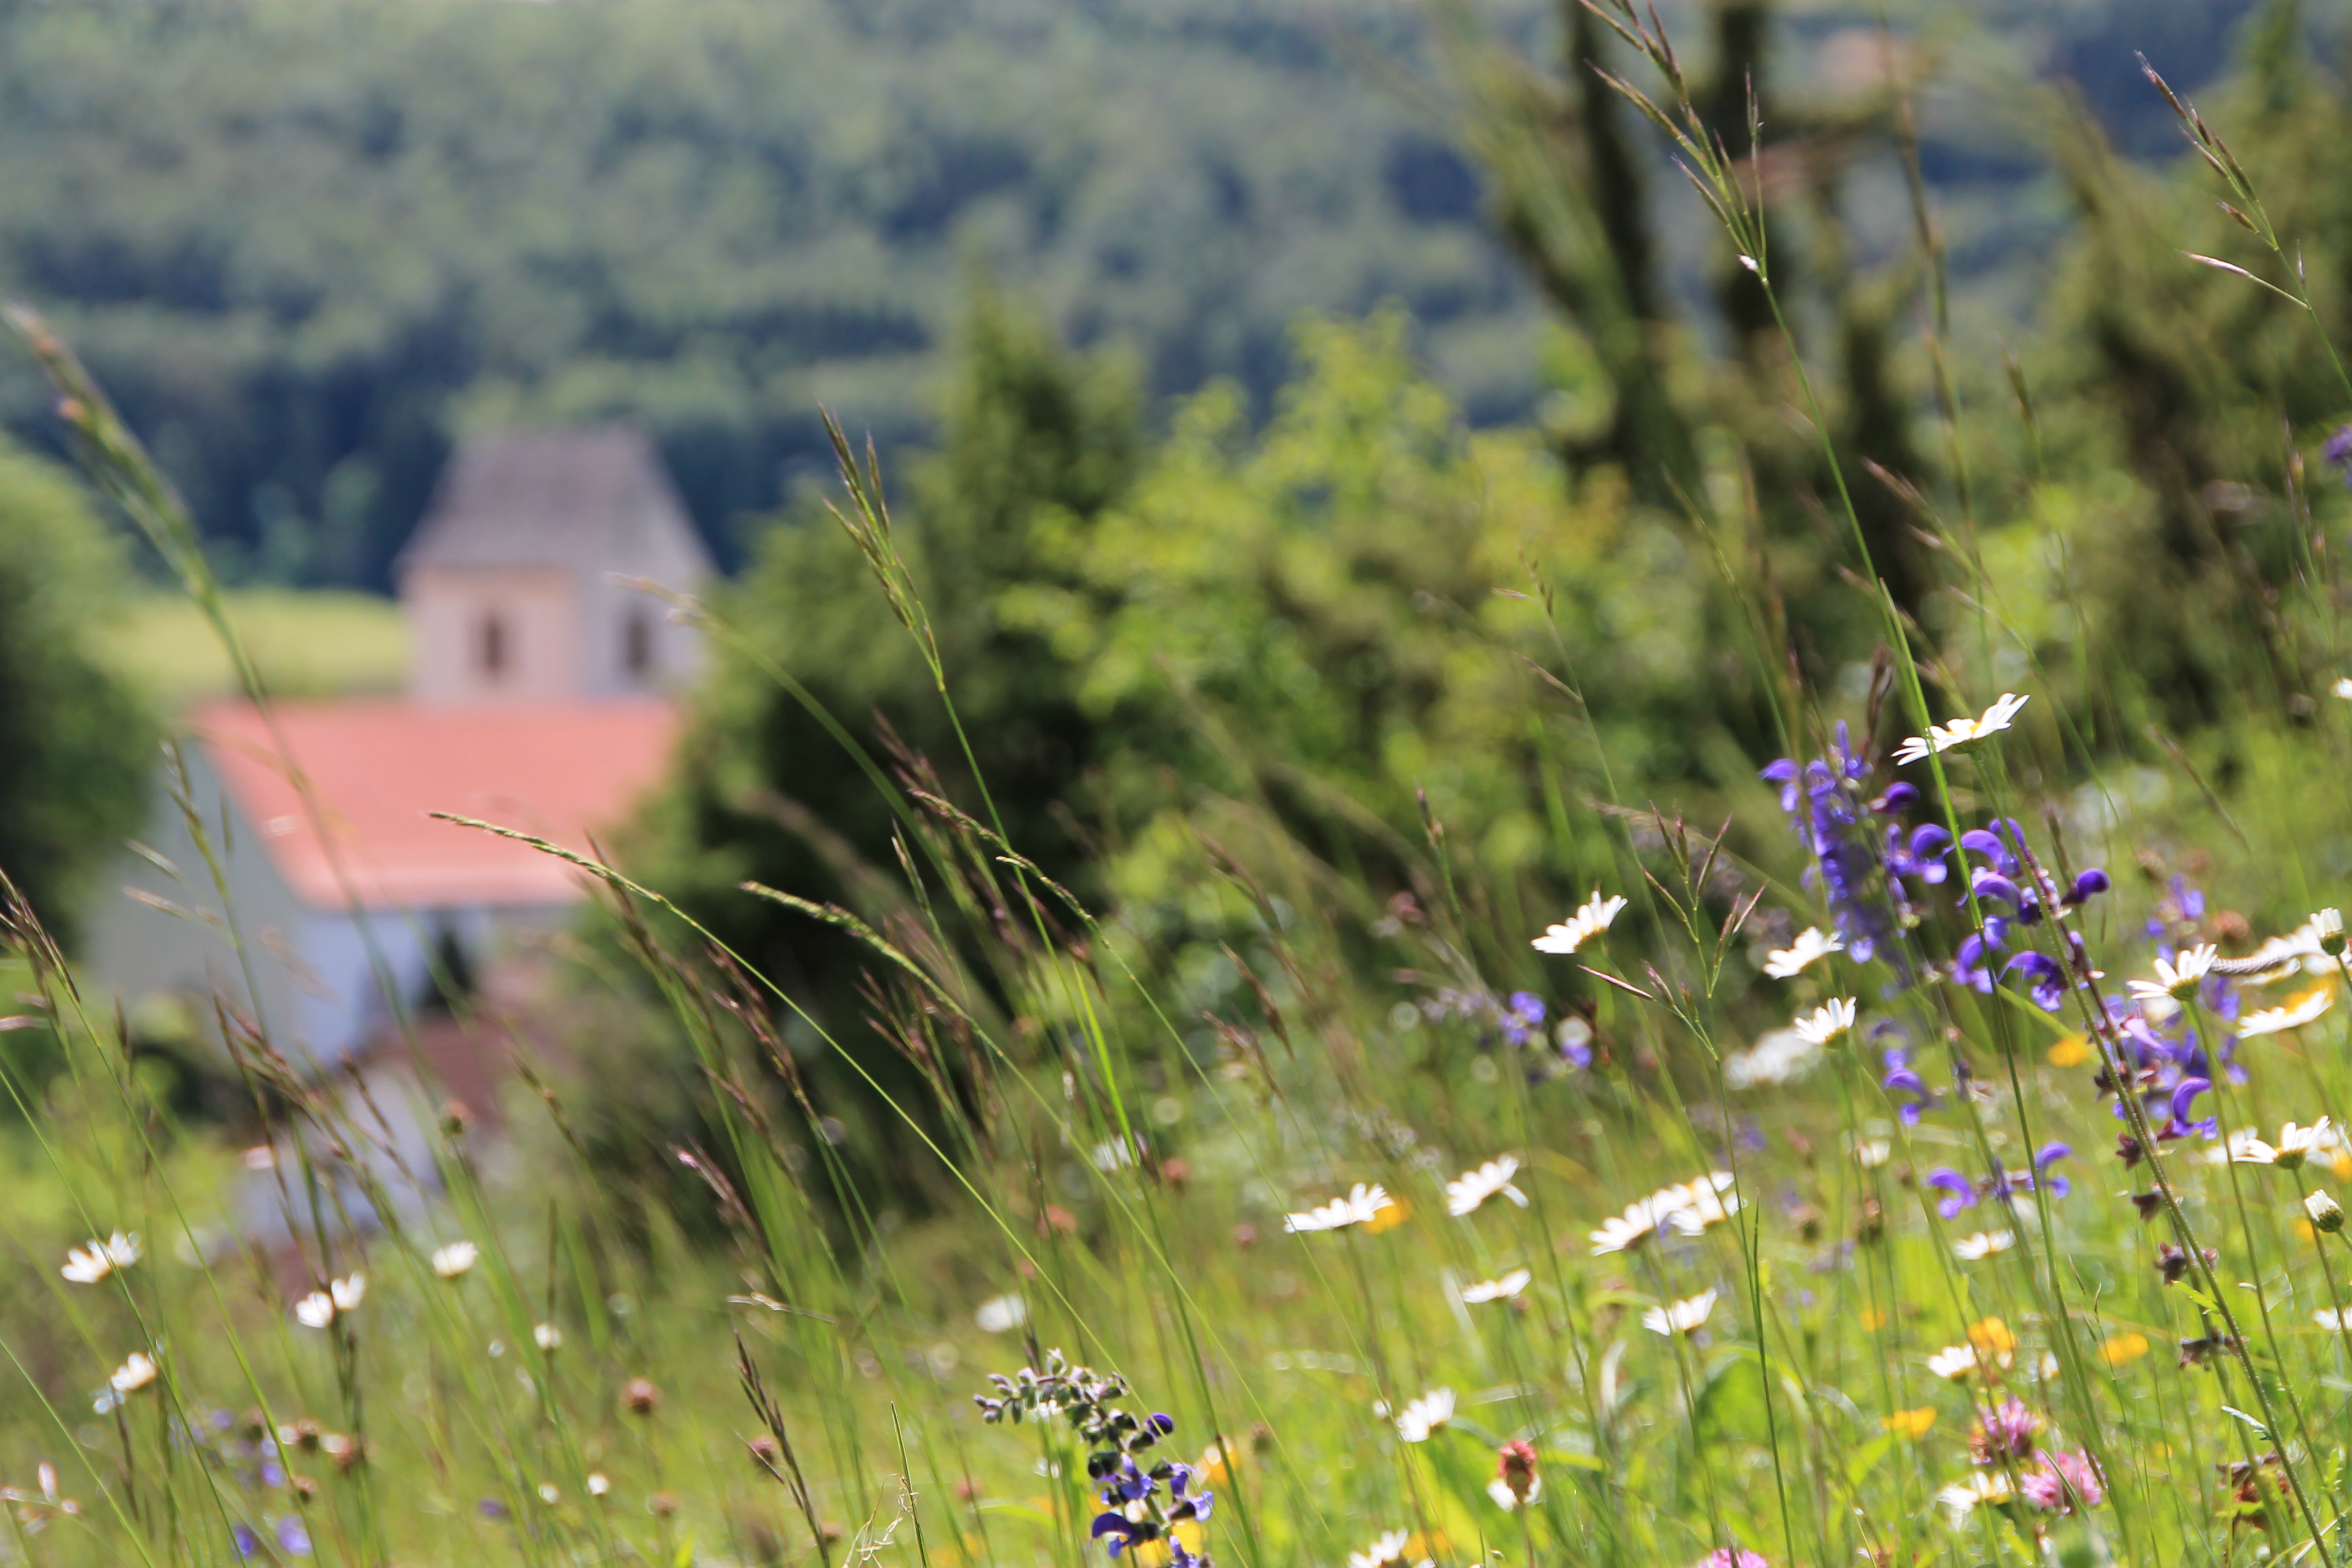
[13, 7, 2352, 1568]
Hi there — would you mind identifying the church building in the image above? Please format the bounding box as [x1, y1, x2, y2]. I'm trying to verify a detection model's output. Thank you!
[81, 426, 709, 1079]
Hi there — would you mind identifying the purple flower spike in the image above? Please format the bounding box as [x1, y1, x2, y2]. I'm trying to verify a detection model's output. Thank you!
[1954, 933, 2000, 994]
[2035, 1141, 2074, 1198]
[2005, 951, 2066, 1011]
[1925, 1168, 1976, 1218]
[2162, 1077, 2216, 1140]
[2066, 869, 2110, 905]
[2327, 424, 2352, 487]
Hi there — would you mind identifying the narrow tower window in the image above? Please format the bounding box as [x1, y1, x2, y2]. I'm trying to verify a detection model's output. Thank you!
[477, 612, 507, 680]
[623, 607, 653, 679]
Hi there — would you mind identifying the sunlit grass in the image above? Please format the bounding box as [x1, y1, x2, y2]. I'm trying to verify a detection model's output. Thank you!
[94, 591, 407, 707]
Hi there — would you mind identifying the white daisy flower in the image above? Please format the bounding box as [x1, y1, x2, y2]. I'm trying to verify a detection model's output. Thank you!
[1347, 1531, 1415, 1568]
[294, 1273, 365, 1329]
[1640, 1288, 1718, 1337]
[1284, 1183, 1396, 1234]
[431, 1241, 479, 1280]
[1762, 927, 1843, 979]
[2127, 945, 2218, 1006]
[1486, 1476, 1542, 1511]
[1723, 1028, 1822, 1088]
[109, 1352, 158, 1394]
[1667, 1174, 1742, 1237]
[1953, 1229, 2015, 1261]
[2223, 1118, 2333, 1169]
[975, 1293, 1027, 1333]
[2306, 1189, 2344, 1233]
[2239, 989, 2334, 1038]
[1937, 1471, 2015, 1520]
[1790, 998, 1857, 1048]
[1893, 693, 2030, 766]
[1925, 1344, 1981, 1380]
[61, 1231, 142, 1286]
[1532, 893, 1629, 955]
[1445, 1156, 1528, 1217]
[1460, 1269, 1532, 1304]
[1587, 1171, 1739, 1255]
[1392, 1387, 1454, 1443]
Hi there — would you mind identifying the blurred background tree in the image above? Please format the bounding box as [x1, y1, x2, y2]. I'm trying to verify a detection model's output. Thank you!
[0, 439, 155, 939]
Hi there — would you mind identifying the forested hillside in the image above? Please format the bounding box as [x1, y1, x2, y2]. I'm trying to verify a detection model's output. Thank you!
[0, 0, 2277, 586]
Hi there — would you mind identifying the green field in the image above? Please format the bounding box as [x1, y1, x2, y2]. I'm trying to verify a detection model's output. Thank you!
[95, 590, 409, 707]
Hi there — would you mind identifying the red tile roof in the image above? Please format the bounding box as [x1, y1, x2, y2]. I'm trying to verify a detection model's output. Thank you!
[191, 698, 680, 910]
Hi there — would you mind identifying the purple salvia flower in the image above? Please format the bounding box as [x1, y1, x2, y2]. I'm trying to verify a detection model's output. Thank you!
[2034, 1142, 2073, 1199]
[1924, 1168, 1975, 1218]
[2004, 950, 2066, 1011]
[2065, 868, 2110, 905]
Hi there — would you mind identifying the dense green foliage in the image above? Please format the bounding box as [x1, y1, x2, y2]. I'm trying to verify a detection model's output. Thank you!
[0, 440, 155, 938]
[0, 0, 1534, 588]
[0, 0, 2285, 595]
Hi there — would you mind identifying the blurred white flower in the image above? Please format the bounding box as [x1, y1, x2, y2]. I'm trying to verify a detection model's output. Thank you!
[432, 1242, 480, 1280]
[295, 1274, 364, 1329]
[1937, 1471, 2014, 1520]
[1460, 1269, 1532, 1305]
[1926, 1344, 1980, 1380]
[1790, 998, 1856, 1048]
[1893, 693, 2029, 766]
[534, 1323, 563, 1352]
[1348, 1530, 1427, 1568]
[1588, 1172, 1739, 1255]
[1762, 927, 1842, 979]
[2335, 678, 2352, 701]
[1723, 1029, 1822, 1090]
[1485, 1476, 1542, 1511]
[1285, 1184, 1395, 1234]
[1853, 1137, 1892, 1169]
[1392, 1387, 1454, 1443]
[1668, 1177, 1741, 1237]
[108, 1352, 157, 1395]
[586, 1472, 611, 1498]
[975, 1294, 1027, 1334]
[1953, 1230, 2015, 1261]
[2128, 946, 2218, 1006]
[2239, 989, 2334, 1038]
[2317, 1308, 2348, 1332]
[1445, 1157, 1527, 1217]
[61, 1232, 141, 1286]
[1640, 1288, 1718, 1337]
[1532, 893, 1628, 955]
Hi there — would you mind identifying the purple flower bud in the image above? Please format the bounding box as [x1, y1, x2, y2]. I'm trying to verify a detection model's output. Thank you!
[2066, 869, 2110, 905]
